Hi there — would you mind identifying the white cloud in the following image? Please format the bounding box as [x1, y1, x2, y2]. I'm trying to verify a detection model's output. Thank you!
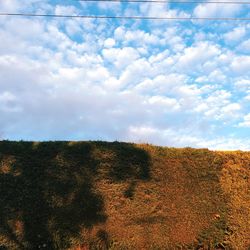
[235, 79, 250, 90]
[195, 70, 226, 84]
[124, 29, 160, 46]
[176, 42, 221, 72]
[114, 26, 126, 41]
[55, 5, 78, 15]
[195, 90, 241, 121]
[134, 74, 186, 95]
[238, 39, 250, 53]
[193, 2, 242, 18]
[0, 91, 21, 112]
[97, 1, 121, 13]
[221, 103, 241, 117]
[139, 2, 189, 19]
[239, 113, 250, 127]
[0, 0, 22, 12]
[102, 47, 140, 69]
[231, 56, 250, 74]
[104, 38, 116, 48]
[147, 96, 180, 111]
[125, 125, 250, 150]
[64, 19, 83, 36]
[245, 94, 250, 101]
[0, 0, 249, 150]
[224, 27, 246, 43]
[199, 137, 250, 151]
[125, 125, 201, 147]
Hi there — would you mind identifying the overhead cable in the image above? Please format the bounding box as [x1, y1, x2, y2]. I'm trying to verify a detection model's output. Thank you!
[75, 0, 250, 4]
[0, 13, 250, 21]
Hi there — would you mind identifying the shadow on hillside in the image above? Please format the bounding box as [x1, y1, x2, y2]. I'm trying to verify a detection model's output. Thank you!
[93, 141, 152, 199]
[0, 141, 152, 249]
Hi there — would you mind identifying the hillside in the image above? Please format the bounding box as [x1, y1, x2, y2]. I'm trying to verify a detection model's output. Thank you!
[0, 141, 249, 249]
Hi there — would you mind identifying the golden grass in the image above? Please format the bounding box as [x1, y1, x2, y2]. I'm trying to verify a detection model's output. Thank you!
[0, 141, 249, 249]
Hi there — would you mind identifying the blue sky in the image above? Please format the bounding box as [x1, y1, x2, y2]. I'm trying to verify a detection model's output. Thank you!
[0, 0, 250, 150]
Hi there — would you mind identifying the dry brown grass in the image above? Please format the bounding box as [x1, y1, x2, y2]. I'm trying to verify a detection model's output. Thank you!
[87, 145, 229, 249]
[0, 141, 249, 249]
[219, 152, 250, 250]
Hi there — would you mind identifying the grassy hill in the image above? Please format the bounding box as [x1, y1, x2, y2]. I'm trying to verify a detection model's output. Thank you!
[0, 141, 249, 249]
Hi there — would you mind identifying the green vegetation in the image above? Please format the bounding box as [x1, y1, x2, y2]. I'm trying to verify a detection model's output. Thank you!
[0, 141, 249, 249]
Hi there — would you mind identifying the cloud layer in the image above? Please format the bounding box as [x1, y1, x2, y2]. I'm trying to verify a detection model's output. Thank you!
[0, 0, 249, 150]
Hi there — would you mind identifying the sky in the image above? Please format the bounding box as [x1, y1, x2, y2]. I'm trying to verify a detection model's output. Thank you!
[0, 0, 250, 150]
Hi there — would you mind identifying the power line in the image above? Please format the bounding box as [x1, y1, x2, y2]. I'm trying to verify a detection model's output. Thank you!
[0, 13, 250, 21]
[75, 0, 250, 4]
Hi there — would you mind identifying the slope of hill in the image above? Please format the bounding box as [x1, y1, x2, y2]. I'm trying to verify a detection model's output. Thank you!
[0, 141, 249, 249]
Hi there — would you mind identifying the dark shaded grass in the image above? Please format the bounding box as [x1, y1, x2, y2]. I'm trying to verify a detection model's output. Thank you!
[0, 141, 151, 249]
